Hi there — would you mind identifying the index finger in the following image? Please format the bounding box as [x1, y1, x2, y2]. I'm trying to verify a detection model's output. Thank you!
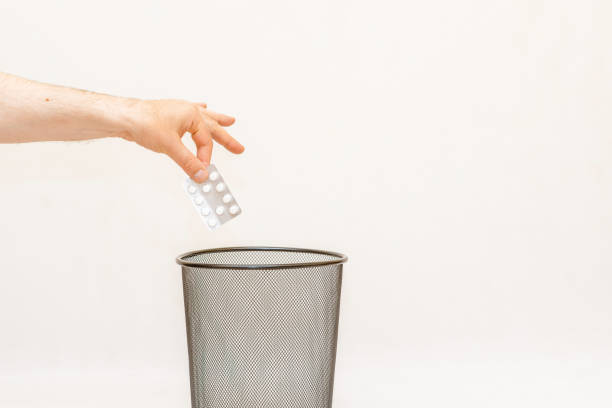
[203, 109, 236, 126]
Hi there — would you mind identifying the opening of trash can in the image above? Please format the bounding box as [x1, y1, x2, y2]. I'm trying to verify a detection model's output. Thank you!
[176, 246, 348, 270]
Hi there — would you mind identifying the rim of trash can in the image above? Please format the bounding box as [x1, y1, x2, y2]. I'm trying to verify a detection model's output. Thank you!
[176, 246, 348, 270]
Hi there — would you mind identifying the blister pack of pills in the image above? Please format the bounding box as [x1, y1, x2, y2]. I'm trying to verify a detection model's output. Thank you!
[184, 164, 242, 230]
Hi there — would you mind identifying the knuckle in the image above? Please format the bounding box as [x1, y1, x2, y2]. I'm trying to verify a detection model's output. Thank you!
[190, 104, 201, 118]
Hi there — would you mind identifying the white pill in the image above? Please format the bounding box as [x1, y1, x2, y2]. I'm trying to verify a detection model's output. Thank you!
[215, 183, 225, 192]
[201, 207, 211, 216]
[188, 185, 197, 194]
[216, 206, 225, 215]
[208, 218, 217, 227]
[222, 193, 232, 203]
[202, 183, 211, 193]
[209, 171, 219, 181]
[194, 196, 204, 206]
[229, 205, 240, 215]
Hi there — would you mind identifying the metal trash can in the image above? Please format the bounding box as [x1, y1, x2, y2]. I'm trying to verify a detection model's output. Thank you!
[176, 247, 348, 408]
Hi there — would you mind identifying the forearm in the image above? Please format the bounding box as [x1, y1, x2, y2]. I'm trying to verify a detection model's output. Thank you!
[0, 72, 137, 143]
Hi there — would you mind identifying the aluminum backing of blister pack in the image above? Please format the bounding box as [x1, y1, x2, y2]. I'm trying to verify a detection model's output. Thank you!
[184, 164, 242, 230]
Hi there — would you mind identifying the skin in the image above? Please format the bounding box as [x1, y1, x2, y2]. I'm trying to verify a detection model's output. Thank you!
[0, 72, 244, 182]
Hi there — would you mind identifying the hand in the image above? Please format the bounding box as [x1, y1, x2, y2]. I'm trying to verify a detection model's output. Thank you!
[126, 99, 244, 182]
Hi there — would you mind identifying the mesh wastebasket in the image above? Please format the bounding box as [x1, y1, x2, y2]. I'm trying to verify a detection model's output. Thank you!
[176, 247, 348, 408]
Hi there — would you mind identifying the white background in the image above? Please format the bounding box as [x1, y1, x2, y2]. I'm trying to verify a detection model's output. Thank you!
[1, 0, 612, 407]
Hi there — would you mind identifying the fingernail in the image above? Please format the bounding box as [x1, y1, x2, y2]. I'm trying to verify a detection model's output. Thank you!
[193, 169, 208, 183]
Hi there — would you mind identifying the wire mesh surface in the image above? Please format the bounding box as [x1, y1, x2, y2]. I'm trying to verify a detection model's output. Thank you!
[178, 248, 346, 408]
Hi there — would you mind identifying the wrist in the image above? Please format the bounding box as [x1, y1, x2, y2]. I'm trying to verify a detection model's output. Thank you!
[112, 97, 144, 142]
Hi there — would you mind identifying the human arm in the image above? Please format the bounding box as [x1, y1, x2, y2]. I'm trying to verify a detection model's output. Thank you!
[0, 72, 244, 181]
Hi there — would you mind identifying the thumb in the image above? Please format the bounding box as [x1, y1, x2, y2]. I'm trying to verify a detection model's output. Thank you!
[166, 139, 208, 183]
